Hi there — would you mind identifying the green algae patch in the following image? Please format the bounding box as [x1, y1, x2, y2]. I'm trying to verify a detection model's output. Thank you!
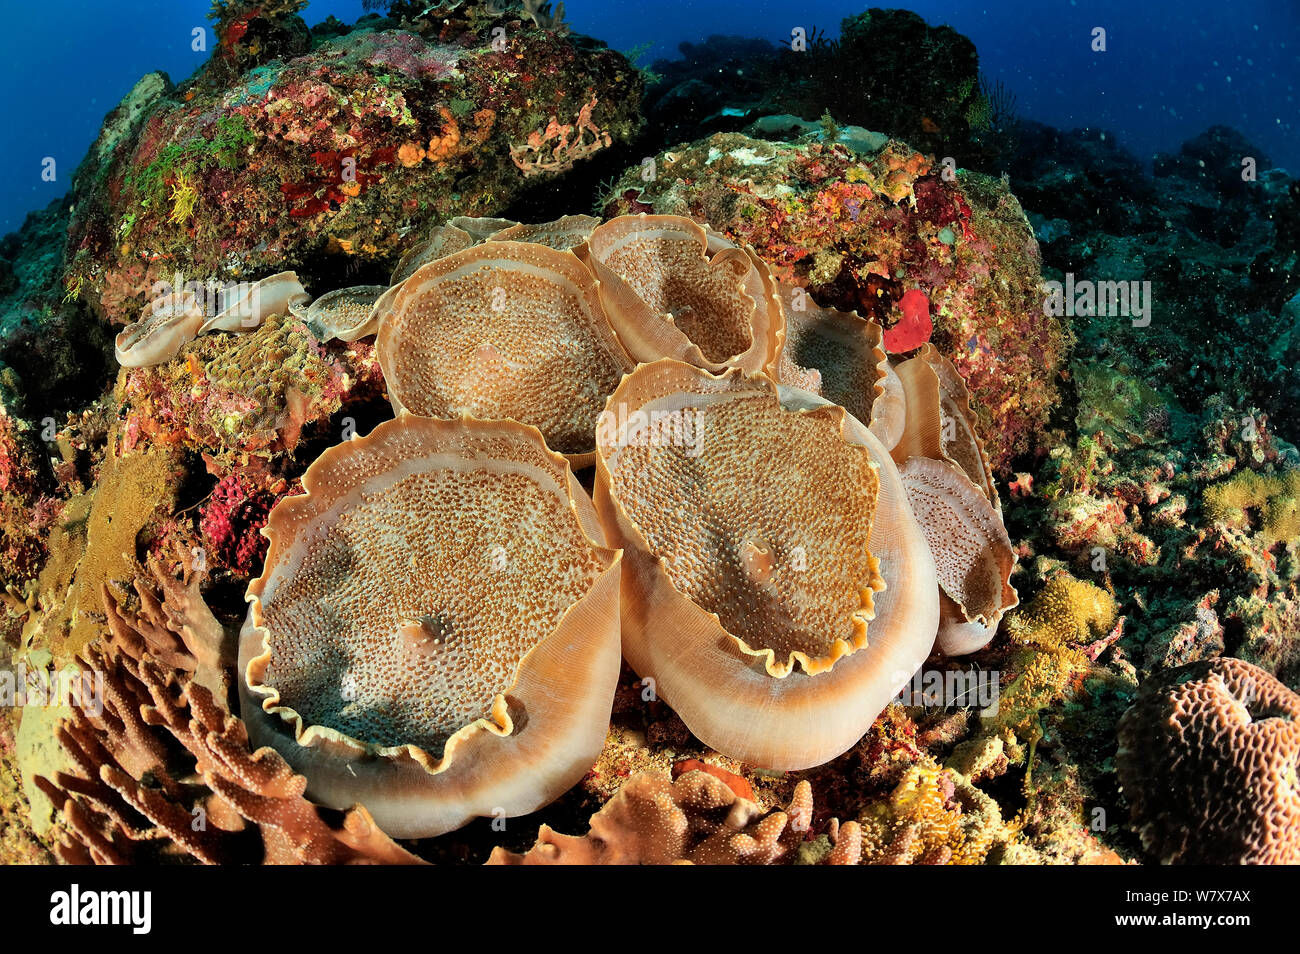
[14, 692, 73, 841]
[1203, 468, 1300, 546]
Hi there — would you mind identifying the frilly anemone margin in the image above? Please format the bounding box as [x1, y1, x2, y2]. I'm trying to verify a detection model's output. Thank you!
[594, 358, 939, 770]
[238, 411, 623, 838]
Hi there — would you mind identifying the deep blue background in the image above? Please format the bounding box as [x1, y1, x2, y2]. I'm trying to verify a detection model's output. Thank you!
[2, 0, 1296, 234]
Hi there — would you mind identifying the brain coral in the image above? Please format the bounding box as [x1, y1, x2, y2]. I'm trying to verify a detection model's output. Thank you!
[238, 413, 622, 838]
[1116, 657, 1300, 864]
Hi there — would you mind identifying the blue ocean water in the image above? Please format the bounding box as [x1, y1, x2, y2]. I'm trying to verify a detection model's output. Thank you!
[0, 0, 1296, 234]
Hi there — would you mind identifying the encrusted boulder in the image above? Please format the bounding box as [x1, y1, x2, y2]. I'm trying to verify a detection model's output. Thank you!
[65, 23, 642, 326]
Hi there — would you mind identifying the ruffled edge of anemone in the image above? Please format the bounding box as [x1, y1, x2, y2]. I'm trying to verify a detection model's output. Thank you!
[595, 359, 887, 679]
[241, 410, 621, 780]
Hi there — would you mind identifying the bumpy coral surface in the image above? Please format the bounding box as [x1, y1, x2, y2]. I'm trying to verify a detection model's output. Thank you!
[489, 770, 860, 865]
[199, 474, 289, 576]
[65, 21, 642, 322]
[118, 313, 381, 473]
[1116, 658, 1300, 864]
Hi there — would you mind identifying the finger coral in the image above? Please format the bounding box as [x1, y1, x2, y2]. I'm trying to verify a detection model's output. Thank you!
[594, 358, 938, 769]
[239, 413, 623, 837]
[378, 241, 633, 461]
[487, 769, 861, 865]
[1116, 657, 1300, 864]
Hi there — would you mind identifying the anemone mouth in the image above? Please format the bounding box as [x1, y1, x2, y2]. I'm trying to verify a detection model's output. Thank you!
[242, 413, 618, 773]
[597, 361, 886, 678]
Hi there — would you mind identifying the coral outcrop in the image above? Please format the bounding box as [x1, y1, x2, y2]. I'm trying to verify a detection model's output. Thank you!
[601, 132, 1068, 472]
[64, 21, 642, 327]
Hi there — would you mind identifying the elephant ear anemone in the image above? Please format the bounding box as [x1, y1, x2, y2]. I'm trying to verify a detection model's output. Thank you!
[593, 358, 939, 771]
[238, 413, 622, 839]
[377, 240, 633, 464]
[893, 345, 1019, 654]
[581, 214, 783, 376]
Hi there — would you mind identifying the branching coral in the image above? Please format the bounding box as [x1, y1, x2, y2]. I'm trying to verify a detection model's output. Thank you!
[35, 553, 424, 865]
[510, 95, 612, 177]
[487, 770, 860, 865]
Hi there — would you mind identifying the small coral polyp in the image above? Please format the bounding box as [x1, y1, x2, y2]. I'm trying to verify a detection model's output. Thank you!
[239, 413, 622, 838]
